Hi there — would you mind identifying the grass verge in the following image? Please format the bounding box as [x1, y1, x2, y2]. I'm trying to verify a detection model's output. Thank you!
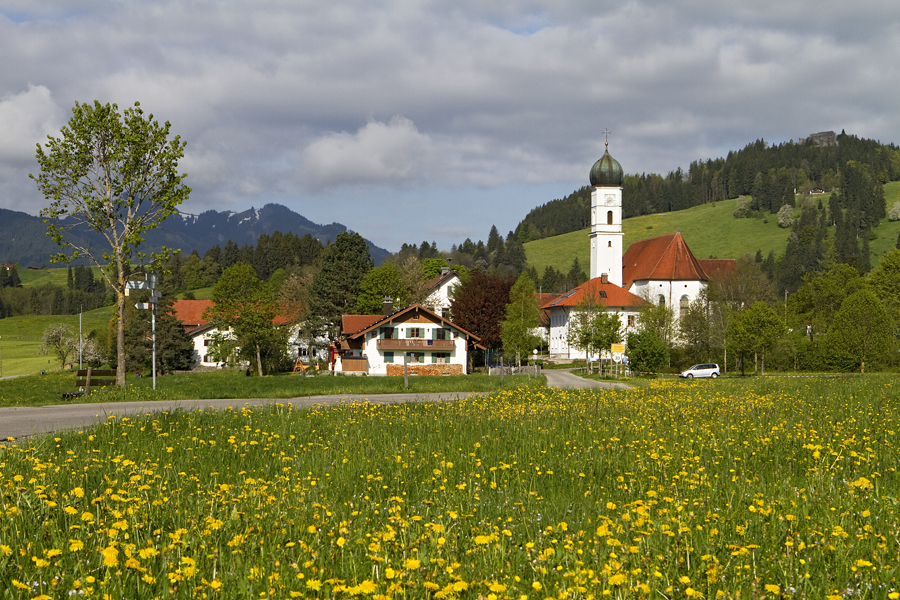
[0, 369, 542, 407]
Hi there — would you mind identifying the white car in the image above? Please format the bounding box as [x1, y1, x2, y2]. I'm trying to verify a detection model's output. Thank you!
[679, 363, 720, 379]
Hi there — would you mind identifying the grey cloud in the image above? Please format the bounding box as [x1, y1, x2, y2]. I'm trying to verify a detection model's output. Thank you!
[0, 0, 897, 250]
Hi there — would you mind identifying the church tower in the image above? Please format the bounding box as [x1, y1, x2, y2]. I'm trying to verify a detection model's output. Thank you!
[588, 139, 624, 285]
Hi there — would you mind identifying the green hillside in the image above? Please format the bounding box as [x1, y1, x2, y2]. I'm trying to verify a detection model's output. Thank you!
[0, 306, 113, 377]
[526, 182, 900, 275]
[17, 265, 105, 287]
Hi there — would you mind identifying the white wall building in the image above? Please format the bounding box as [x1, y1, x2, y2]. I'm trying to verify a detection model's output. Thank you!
[335, 303, 481, 375]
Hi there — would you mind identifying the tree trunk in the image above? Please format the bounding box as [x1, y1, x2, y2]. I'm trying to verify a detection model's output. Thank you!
[116, 291, 126, 387]
[256, 343, 264, 377]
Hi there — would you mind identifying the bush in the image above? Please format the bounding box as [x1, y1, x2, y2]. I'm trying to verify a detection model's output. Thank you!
[889, 201, 900, 222]
[733, 197, 751, 218]
[777, 204, 794, 228]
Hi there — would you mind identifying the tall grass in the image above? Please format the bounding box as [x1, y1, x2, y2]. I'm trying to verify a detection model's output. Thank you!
[1, 375, 898, 597]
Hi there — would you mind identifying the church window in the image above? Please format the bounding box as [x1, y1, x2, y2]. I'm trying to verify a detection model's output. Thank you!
[680, 295, 689, 320]
[607, 211, 613, 225]
[657, 295, 665, 307]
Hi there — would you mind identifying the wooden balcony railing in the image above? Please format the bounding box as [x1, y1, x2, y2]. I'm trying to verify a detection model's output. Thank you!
[376, 339, 454, 350]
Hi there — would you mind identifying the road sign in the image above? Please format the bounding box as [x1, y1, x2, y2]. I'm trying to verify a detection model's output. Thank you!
[610, 343, 625, 354]
[125, 280, 150, 290]
[134, 302, 151, 310]
[612, 352, 624, 363]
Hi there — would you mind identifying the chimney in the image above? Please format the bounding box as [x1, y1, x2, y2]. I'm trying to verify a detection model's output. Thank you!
[382, 297, 393, 315]
[600, 273, 609, 285]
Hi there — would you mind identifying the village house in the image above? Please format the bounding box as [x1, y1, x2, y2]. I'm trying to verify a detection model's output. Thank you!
[333, 301, 480, 375]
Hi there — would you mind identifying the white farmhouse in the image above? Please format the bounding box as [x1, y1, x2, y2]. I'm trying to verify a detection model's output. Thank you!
[333, 303, 481, 375]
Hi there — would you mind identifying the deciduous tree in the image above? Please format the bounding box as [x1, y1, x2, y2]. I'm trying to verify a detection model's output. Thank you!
[450, 270, 513, 349]
[32, 101, 190, 386]
[205, 263, 287, 376]
[355, 262, 410, 314]
[500, 273, 541, 365]
[823, 289, 894, 373]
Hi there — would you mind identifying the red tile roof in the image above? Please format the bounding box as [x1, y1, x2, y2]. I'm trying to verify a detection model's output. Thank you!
[341, 314, 385, 335]
[341, 304, 480, 342]
[172, 298, 291, 328]
[622, 233, 708, 288]
[171, 299, 213, 327]
[541, 278, 646, 310]
[698, 258, 737, 279]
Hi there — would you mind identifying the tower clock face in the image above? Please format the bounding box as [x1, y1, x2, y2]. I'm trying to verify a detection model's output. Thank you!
[604, 194, 616, 205]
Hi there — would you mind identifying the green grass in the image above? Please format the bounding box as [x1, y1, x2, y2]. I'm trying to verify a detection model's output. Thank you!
[527, 181, 900, 275]
[16, 265, 105, 288]
[1, 376, 899, 597]
[0, 307, 113, 377]
[0, 369, 541, 407]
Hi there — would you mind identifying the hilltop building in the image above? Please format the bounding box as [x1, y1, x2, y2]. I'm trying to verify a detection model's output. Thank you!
[542, 140, 735, 359]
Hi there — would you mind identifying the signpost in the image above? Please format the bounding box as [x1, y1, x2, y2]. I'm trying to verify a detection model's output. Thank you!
[128, 275, 159, 390]
[610, 343, 625, 378]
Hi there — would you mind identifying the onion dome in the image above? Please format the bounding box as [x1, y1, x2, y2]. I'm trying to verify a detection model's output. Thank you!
[589, 143, 624, 187]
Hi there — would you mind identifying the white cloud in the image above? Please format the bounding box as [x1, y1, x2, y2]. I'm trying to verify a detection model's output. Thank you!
[300, 117, 437, 190]
[0, 85, 63, 163]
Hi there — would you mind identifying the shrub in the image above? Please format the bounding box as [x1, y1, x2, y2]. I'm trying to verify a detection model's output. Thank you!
[888, 201, 900, 222]
[777, 204, 794, 228]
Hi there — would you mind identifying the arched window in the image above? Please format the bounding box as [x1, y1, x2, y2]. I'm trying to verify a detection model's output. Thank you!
[607, 211, 613, 225]
[657, 295, 665, 307]
[680, 295, 689, 320]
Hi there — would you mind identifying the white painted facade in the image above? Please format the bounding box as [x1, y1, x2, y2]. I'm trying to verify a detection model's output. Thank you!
[589, 185, 624, 285]
[546, 305, 640, 360]
[630, 279, 706, 320]
[424, 270, 460, 317]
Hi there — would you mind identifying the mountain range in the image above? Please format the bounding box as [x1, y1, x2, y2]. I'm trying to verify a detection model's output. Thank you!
[0, 203, 389, 268]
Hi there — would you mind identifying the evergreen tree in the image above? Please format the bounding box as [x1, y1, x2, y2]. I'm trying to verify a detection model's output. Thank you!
[566, 258, 587, 290]
[308, 232, 373, 333]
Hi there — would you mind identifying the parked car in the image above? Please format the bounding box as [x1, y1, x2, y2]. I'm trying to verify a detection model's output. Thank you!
[679, 363, 720, 379]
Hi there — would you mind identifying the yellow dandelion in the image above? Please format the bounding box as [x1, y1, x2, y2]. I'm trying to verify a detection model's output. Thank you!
[764, 584, 780, 594]
[403, 558, 421, 570]
[609, 573, 627, 585]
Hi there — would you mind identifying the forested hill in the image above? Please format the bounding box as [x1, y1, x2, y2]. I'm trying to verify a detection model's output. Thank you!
[514, 132, 900, 242]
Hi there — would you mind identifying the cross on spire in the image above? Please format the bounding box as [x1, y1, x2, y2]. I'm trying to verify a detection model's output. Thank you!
[603, 129, 611, 147]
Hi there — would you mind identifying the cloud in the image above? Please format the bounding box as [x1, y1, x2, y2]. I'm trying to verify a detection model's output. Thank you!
[0, 85, 63, 163]
[0, 1, 898, 250]
[300, 117, 437, 190]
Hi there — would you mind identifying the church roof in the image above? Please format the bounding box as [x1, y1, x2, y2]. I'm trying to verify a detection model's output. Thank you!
[589, 146, 624, 187]
[622, 232, 709, 287]
[697, 259, 737, 279]
[540, 278, 646, 310]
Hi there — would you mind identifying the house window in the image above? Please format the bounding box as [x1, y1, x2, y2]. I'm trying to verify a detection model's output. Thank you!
[380, 327, 396, 339]
[410, 352, 424, 363]
[627, 315, 635, 328]
[434, 328, 451, 340]
[384, 351, 394, 364]
[432, 352, 450, 364]
[204, 339, 213, 347]
[407, 327, 422, 338]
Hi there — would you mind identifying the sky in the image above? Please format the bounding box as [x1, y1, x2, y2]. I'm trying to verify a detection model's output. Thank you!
[1, 1, 899, 253]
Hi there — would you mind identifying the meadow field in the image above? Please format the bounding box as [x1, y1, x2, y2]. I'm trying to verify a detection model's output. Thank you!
[525, 181, 900, 276]
[1, 376, 898, 598]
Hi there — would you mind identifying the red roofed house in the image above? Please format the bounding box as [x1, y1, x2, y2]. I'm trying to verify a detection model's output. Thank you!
[542, 142, 736, 359]
[334, 302, 480, 375]
[171, 299, 303, 368]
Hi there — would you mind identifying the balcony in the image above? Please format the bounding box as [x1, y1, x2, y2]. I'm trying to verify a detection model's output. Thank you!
[376, 339, 454, 350]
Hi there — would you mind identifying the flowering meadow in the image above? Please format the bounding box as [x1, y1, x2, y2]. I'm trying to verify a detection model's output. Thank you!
[1, 376, 899, 599]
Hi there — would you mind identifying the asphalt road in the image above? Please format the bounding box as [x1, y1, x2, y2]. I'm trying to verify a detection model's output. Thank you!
[0, 370, 628, 442]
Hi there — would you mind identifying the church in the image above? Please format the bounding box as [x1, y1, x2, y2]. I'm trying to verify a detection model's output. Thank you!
[542, 140, 736, 359]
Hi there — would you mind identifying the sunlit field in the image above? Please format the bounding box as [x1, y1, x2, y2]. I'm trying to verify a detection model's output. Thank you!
[2, 376, 899, 598]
